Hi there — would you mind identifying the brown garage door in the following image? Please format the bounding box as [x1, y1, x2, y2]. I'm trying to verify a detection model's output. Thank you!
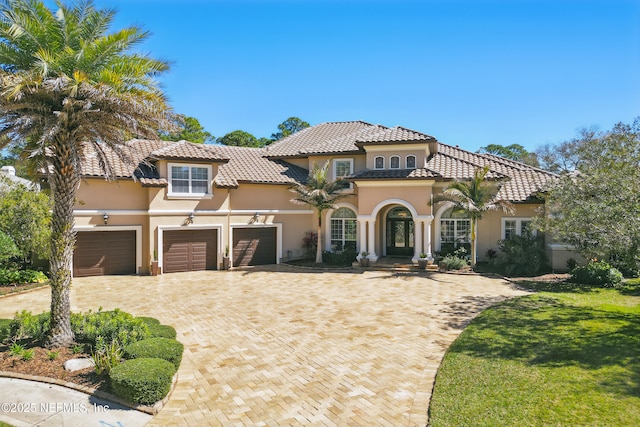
[74, 231, 136, 277]
[163, 229, 217, 273]
[233, 227, 277, 266]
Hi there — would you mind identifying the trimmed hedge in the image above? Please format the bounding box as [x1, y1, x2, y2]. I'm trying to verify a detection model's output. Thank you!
[71, 309, 149, 350]
[110, 358, 175, 405]
[124, 337, 183, 369]
[139, 316, 177, 339]
[570, 260, 623, 287]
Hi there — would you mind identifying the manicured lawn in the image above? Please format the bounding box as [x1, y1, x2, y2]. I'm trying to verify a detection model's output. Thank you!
[429, 279, 640, 427]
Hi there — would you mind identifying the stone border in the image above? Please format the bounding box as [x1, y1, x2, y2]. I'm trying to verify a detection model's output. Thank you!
[0, 369, 179, 415]
[0, 282, 49, 299]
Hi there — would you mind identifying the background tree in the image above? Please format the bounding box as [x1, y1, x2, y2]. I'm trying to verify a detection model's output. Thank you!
[432, 166, 514, 267]
[271, 117, 310, 141]
[0, 177, 51, 267]
[290, 161, 348, 263]
[534, 128, 596, 174]
[161, 114, 214, 144]
[477, 143, 539, 167]
[0, 0, 173, 346]
[217, 130, 261, 147]
[539, 119, 640, 275]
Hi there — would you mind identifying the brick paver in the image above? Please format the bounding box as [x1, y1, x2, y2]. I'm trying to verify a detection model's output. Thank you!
[0, 266, 528, 426]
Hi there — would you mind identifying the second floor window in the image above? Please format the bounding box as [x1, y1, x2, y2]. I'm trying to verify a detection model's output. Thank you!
[374, 156, 384, 169]
[390, 156, 400, 169]
[169, 164, 211, 196]
[406, 155, 416, 169]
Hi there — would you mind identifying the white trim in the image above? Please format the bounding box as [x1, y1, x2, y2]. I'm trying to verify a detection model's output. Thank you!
[167, 162, 213, 198]
[230, 223, 282, 265]
[363, 143, 428, 152]
[405, 155, 417, 169]
[434, 202, 455, 253]
[389, 155, 401, 169]
[73, 225, 143, 275]
[374, 156, 385, 170]
[354, 180, 435, 188]
[501, 217, 535, 240]
[74, 209, 314, 216]
[157, 224, 223, 271]
[333, 158, 354, 191]
[325, 203, 359, 253]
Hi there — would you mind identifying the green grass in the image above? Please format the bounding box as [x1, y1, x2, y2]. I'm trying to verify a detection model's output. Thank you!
[429, 279, 640, 427]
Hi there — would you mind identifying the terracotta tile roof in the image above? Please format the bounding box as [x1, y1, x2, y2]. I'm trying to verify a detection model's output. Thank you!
[150, 140, 228, 162]
[203, 145, 309, 188]
[353, 168, 441, 180]
[265, 121, 385, 157]
[355, 126, 436, 145]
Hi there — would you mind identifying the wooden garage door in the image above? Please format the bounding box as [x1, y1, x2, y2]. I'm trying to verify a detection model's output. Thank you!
[163, 230, 217, 273]
[74, 231, 136, 277]
[233, 227, 276, 266]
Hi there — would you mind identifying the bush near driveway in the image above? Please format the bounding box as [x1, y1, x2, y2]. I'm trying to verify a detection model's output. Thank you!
[429, 280, 640, 427]
[110, 358, 176, 405]
[124, 337, 183, 369]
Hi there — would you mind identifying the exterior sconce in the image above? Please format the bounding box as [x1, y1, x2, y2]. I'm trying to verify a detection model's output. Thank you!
[188, 212, 195, 224]
[103, 213, 109, 225]
[250, 213, 260, 224]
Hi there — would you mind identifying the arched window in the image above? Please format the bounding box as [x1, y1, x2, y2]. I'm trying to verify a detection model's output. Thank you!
[390, 155, 400, 169]
[374, 156, 385, 169]
[406, 155, 416, 169]
[440, 208, 470, 254]
[331, 208, 357, 252]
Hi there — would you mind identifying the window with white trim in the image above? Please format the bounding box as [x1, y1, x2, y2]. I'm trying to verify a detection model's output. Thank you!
[374, 156, 385, 169]
[333, 158, 354, 189]
[502, 218, 534, 239]
[406, 155, 416, 169]
[440, 208, 470, 249]
[168, 163, 212, 196]
[330, 207, 357, 252]
[390, 156, 400, 169]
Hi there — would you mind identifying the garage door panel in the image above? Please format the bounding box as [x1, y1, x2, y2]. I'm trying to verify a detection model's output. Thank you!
[163, 230, 217, 273]
[74, 231, 136, 277]
[233, 228, 276, 266]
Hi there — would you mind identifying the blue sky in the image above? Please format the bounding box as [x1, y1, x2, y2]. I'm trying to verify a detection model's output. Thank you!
[90, 0, 639, 152]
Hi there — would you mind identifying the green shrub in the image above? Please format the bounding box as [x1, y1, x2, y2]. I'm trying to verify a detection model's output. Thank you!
[322, 248, 357, 266]
[570, 260, 623, 287]
[9, 310, 50, 342]
[439, 254, 468, 271]
[109, 358, 176, 405]
[0, 318, 11, 342]
[147, 324, 177, 339]
[92, 338, 122, 376]
[490, 234, 549, 277]
[124, 337, 183, 369]
[71, 308, 149, 351]
[138, 317, 177, 339]
[0, 269, 48, 286]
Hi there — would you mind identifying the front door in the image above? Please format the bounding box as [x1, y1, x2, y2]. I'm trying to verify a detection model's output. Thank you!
[386, 207, 414, 256]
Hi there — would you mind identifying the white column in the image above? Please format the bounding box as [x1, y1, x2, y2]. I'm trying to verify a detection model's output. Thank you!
[357, 218, 367, 259]
[412, 220, 424, 263]
[367, 220, 378, 261]
[425, 218, 433, 258]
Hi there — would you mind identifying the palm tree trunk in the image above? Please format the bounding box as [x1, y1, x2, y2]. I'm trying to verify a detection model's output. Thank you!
[316, 210, 323, 263]
[46, 144, 78, 348]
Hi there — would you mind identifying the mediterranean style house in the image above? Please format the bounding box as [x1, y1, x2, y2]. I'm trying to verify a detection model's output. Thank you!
[72, 120, 574, 276]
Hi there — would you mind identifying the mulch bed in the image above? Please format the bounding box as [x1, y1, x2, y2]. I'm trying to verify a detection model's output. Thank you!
[0, 343, 108, 392]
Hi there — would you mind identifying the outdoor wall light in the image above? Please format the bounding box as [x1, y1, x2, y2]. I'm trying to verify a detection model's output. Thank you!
[188, 212, 195, 224]
[103, 213, 109, 225]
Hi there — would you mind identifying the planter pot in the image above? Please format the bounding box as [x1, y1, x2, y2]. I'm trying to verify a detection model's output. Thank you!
[151, 261, 160, 276]
[222, 257, 230, 270]
[418, 259, 428, 269]
[360, 258, 369, 267]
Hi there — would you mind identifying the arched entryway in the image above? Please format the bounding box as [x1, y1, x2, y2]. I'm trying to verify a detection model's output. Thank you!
[385, 206, 414, 256]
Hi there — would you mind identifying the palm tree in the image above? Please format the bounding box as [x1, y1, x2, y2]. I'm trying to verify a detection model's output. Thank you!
[432, 166, 515, 267]
[290, 161, 348, 263]
[0, 0, 173, 347]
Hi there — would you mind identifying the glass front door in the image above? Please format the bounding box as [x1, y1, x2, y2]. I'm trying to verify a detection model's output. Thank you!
[386, 207, 414, 256]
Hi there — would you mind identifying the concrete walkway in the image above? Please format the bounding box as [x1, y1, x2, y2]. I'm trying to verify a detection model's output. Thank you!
[0, 266, 528, 426]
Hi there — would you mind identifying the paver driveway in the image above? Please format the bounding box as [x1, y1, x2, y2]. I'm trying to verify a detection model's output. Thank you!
[0, 266, 528, 426]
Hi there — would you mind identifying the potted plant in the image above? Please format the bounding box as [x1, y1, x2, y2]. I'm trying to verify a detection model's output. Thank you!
[418, 253, 428, 269]
[222, 246, 230, 270]
[151, 249, 160, 276]
[360, 251, 369, 267]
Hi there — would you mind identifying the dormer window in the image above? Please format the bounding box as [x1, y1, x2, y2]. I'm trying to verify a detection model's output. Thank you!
[406, 155, 416, 169]
[374, 156, 385, 169]
[168, 163, 212, 198]
[390, 156, 400, 169]
[333, 158, 354, 190]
